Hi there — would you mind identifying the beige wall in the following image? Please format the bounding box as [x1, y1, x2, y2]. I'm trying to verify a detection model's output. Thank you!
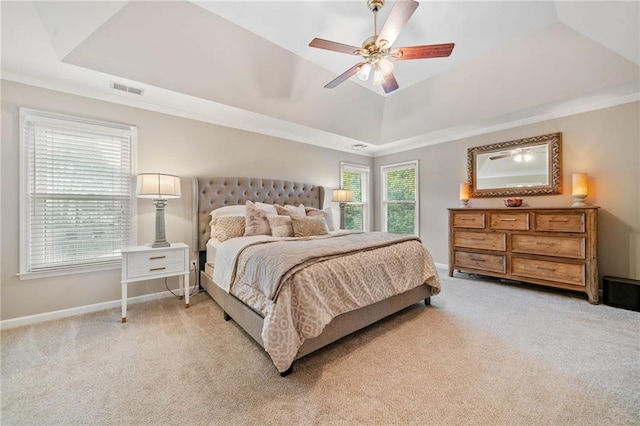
[374, 102, 640, 282]
[2, 80, 638, 322]
[1, 81, 372, 321]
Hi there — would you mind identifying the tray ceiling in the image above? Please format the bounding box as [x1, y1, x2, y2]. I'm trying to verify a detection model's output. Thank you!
[2, 1, 638, 156]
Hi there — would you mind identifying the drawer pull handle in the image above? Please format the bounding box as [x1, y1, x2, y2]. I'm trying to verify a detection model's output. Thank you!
[535, 266, 556, 272]
[549, 219, 569, 223]
[535, 242, 555, 246]
[149, 256, 166, 260]
[150, 267, 166, 272]
[500, 218, 517, 222]
[460, 218, 476, 221]
[470, 257, 486, 262]
[468, 237, 486, 241]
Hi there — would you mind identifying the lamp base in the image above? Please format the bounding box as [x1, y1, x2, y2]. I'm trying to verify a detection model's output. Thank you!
[339, 203, 346, 230]
[459, 200, 470, 208]
[571, 195, 587, 207]
[151, 198, 171, 248]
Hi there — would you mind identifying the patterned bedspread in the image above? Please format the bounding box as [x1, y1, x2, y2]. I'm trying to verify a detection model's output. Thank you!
[214, 232, 440, 372]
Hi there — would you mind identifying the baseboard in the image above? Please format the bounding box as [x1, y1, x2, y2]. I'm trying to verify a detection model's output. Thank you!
[434, 262, 448, 271]
[0, 286, 198, 330]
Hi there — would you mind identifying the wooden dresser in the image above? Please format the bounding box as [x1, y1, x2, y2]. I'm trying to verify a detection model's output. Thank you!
[448, 207, 599, 303]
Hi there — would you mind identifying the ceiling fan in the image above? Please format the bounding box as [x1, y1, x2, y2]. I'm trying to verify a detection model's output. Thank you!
[309, 0, 455, 94]
[490, 149, 537, 162]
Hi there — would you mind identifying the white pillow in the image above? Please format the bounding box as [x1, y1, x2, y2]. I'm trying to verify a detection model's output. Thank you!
[255, 202, 278, 215]
[209, 205, 247, 220]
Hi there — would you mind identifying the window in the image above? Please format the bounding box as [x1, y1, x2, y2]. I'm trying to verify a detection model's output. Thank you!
[19, 109, 136, 278]
[340, 162, 370, 231]
[381, 160, 419, 235]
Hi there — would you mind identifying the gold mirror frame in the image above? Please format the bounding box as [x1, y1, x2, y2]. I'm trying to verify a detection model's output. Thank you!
[467, 132, 562, 197]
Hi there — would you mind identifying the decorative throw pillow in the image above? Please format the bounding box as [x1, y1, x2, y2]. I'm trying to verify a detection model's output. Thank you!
[305, 206, 336, 231]
[290, 216, 329, 237]
[266, 214, 294, 237]
[209, 205, 247, 236]
[213, 216, 246, 242]
[275, 203, 306, 217]
[244, 200, 272, 236]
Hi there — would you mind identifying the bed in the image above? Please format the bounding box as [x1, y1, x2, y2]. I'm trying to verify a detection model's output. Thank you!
[194, 177, 440, 376]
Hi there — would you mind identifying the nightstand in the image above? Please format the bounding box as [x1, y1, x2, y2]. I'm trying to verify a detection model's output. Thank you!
[121, 243, 190, 322]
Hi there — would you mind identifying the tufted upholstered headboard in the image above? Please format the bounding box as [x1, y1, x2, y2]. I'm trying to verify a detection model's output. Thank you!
[194, 177, 325, 252]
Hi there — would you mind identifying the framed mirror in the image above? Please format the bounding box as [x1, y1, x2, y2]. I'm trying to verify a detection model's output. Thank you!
[467, 133, 562, 197]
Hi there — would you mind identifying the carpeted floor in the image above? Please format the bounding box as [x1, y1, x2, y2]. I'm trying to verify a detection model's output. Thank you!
[1, 268, 639, 425]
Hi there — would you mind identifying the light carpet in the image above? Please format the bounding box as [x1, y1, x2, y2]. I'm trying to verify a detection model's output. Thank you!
[1, 268, 639, 425]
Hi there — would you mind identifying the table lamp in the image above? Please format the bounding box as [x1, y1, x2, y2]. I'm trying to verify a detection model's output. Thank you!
[332, 189, 354, 229]
[136, 173, 181, 247]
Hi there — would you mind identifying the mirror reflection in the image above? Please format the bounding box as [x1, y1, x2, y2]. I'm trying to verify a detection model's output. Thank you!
[475, 144, 549, 190]
[468, 133, 562, 197]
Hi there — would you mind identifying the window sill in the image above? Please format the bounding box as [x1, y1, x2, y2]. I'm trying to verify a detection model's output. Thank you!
[18, 262, 121, 280]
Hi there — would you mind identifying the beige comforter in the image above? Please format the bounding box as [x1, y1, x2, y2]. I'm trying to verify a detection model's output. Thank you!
[216, 232, 440, 372]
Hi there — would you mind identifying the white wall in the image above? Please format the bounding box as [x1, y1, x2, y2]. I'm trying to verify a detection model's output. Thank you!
[0, 80, 372, 321]
[374, 102, 640, 282]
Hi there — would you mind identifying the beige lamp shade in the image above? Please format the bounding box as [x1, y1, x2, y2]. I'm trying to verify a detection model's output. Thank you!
[332, 189, 354, 203]
[459, 183, 470, 201]
[136, 173, 181, 199]
[571, 173, 588, 207]
[572, 173, 588, 196]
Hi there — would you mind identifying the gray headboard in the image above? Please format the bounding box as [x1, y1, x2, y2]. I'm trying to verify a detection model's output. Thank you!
[194, 177, 325, 251]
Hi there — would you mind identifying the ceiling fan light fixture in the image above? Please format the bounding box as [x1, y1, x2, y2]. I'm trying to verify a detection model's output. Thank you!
[357, 63, 372, 81]
[378, 57, 394, 75]
[373, 67, 385, 85]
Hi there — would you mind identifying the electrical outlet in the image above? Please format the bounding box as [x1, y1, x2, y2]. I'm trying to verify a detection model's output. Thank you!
[190, 260, 197, 271]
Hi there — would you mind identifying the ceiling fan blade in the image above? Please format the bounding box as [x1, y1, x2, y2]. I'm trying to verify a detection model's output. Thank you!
[309, 38, 360, 55]
[490, 153, 511, 160]
[382, 73, 399, 94]
[376, 0, 419, 47]
[325, 62, 365, 89]
[395, 43, 455, 60]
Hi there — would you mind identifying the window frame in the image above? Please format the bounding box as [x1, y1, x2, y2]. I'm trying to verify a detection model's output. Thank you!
[340, 161, 370, 232]
[19, 108, 137, 280]
[381, 160, 419, 236]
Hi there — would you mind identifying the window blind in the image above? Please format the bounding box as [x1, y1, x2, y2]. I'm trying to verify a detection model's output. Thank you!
[382, 161, 418, 235]
[341, 163, 369, 231]
[21, 110, 135, 274]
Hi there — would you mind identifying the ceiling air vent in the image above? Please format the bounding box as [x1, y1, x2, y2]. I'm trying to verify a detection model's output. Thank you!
[110, 82, 144, 96]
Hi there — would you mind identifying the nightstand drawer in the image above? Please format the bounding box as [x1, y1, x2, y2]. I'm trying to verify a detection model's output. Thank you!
[126, 250, 186, 279]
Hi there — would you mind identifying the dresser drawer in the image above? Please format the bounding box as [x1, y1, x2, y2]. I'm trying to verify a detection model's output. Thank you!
[511, 258, 585, 286]
[455, 251, 505, 273]
[453, 231, 506, 251]
[490, 212, 529, 230]
[452, 212, 485, 229]
[512, 234, 585, 259]
[534, 213, 585, 233]
[126, 250, 186, 279]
